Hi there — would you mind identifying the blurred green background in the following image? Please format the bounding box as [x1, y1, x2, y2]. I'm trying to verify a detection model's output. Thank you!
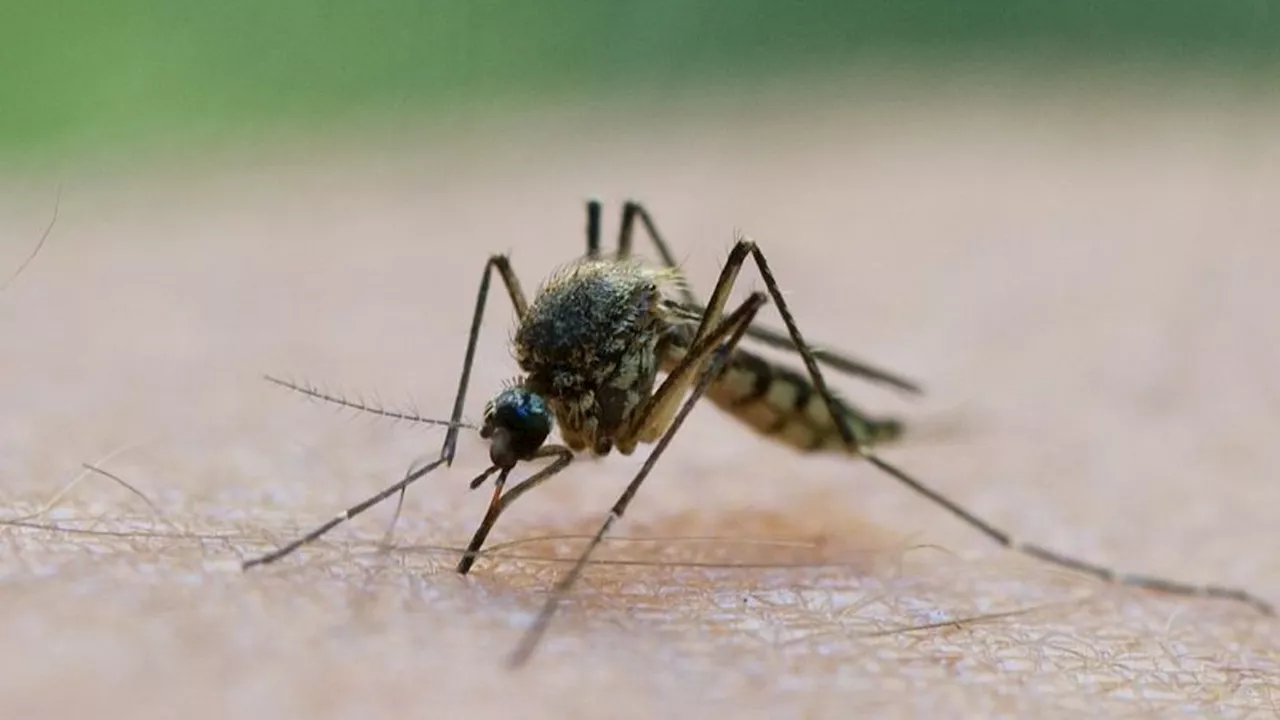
[4, 1, 1278, 165]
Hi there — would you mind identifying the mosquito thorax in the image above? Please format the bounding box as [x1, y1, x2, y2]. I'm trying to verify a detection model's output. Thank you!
[512, 258, 676, 455]
[481, 385, 554, 468]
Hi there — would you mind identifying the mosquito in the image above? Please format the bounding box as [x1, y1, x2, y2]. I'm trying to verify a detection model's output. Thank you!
[244, 200, 1274, 670]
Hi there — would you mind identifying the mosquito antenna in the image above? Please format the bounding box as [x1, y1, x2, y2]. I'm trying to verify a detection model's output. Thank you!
[263, 374, 477, 430]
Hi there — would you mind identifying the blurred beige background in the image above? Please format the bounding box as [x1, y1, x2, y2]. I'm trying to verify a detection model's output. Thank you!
[2, 87, 1280, 717]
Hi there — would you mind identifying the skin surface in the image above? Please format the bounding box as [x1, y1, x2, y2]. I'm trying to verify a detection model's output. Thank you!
[2, 87, 1279, 718]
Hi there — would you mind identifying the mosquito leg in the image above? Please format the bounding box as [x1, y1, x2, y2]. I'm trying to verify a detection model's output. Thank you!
[457, 467, 511, 574]
[507, 291, 767, 668]
[620, 200, 922, 395]
[442, 255, 532, 466]
[399, 252, 532, 552]
[457, 445, 575, 575]
[242, 456, 449, 569]
[619, 233, 756, 448]
[733, 235, 1275, 617]
[584, 199, 604, 259]
[258, 376, 475, 554]
[245, 255, 532, 571]
[616, 200, 697, 304]
[713, 319, 922, 396]
[370, 252, 530, 554]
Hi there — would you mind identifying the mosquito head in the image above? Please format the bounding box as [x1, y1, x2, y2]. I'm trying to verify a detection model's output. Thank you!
[481, 385, 554, 469]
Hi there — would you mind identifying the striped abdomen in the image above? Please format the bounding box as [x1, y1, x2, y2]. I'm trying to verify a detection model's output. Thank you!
[660, 334, 904, 454]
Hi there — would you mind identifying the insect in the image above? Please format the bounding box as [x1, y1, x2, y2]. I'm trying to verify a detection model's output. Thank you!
[244, 200, 1274, 669]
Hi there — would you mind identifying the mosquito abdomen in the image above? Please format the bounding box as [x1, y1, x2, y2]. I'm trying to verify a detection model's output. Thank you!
[661, 340, 903, 454]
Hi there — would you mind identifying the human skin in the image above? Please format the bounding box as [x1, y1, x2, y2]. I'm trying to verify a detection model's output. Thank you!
[1, 86, 1279, 718]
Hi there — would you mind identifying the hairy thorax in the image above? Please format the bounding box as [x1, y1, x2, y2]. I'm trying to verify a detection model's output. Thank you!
[513, 259, 679, 456]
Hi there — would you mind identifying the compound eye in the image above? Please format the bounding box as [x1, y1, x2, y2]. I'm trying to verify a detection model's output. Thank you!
[489, 388, 553, 463]
[510, 393, 552, 449]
